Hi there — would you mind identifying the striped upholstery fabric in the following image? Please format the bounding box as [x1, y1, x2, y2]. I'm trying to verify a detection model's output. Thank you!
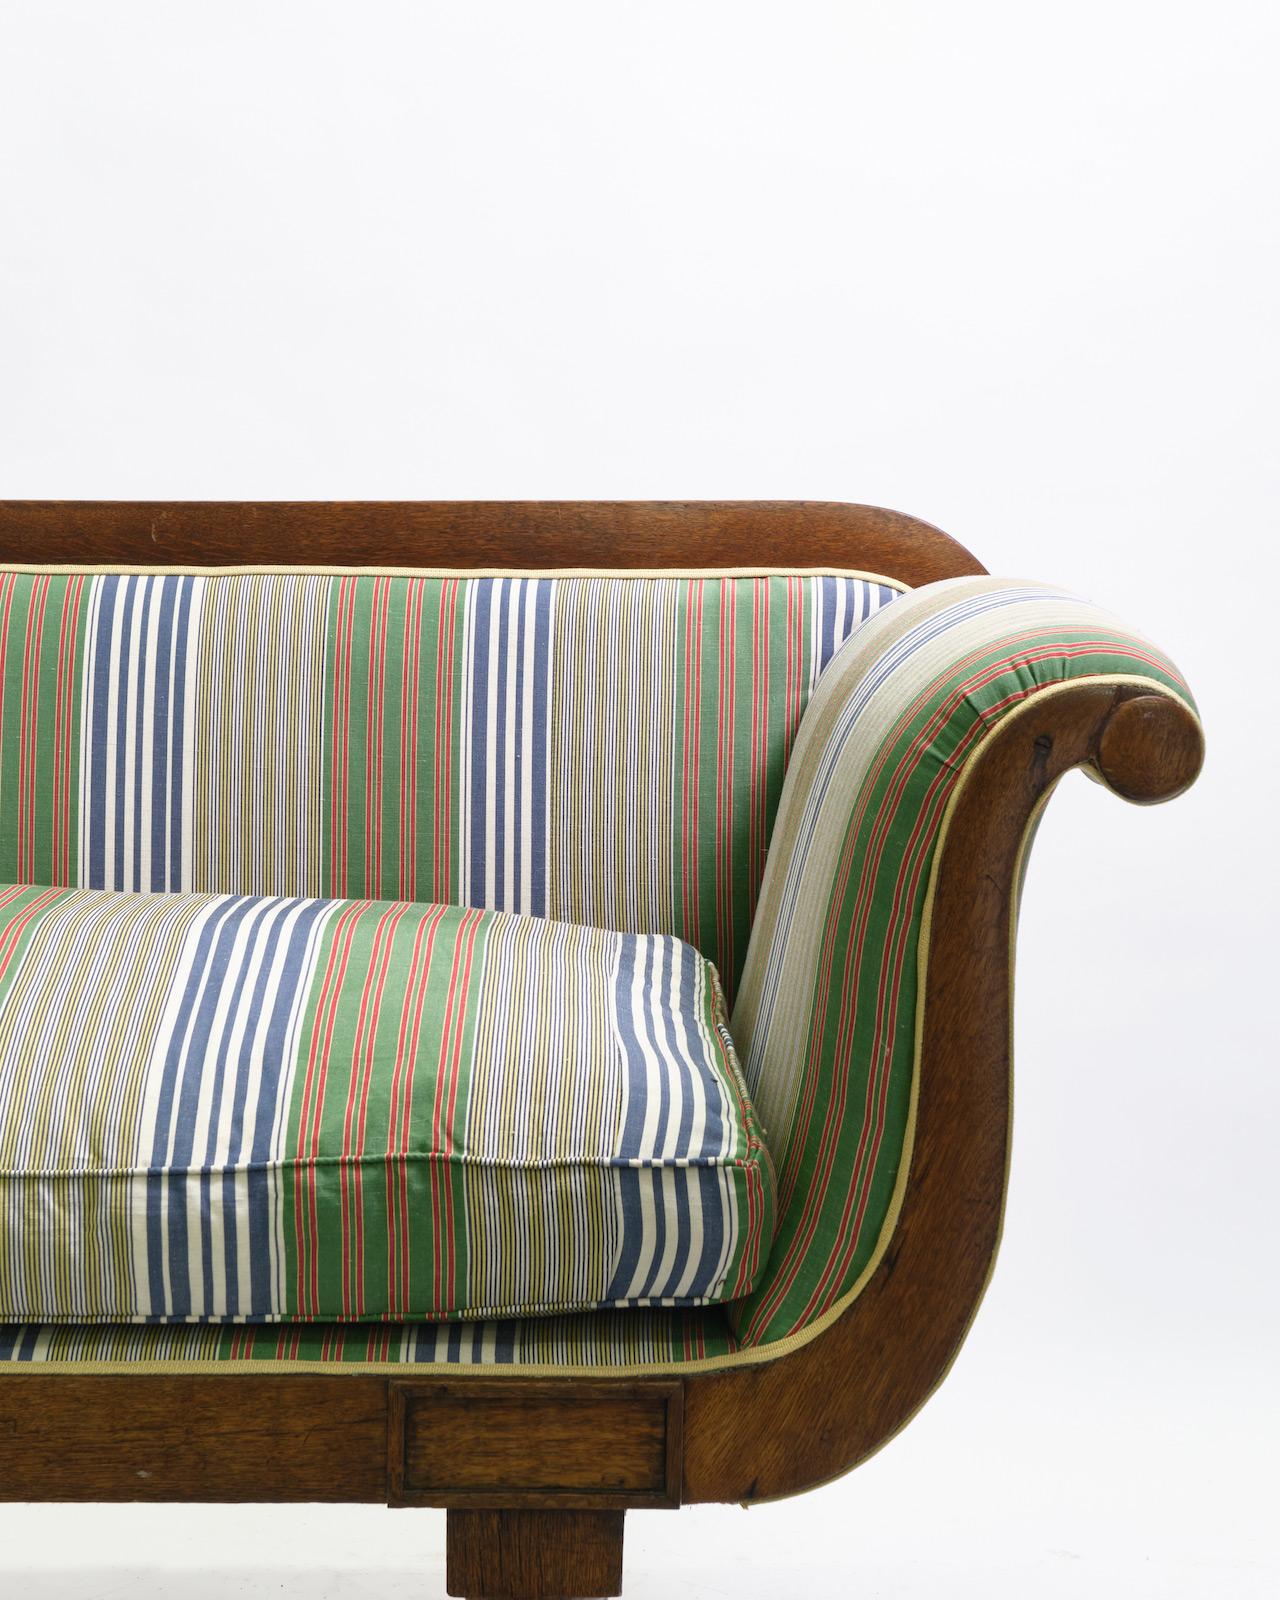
[0, 1307, 735, 1371]
[0, 567, 899, 1002]
[727, 577, 1197, 1348]
[0, 566, 1199, 1375]
[0, 885, 774, 1324]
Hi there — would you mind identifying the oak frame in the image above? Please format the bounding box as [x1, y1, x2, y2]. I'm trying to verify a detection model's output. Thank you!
[0, 502, 1203, 1597]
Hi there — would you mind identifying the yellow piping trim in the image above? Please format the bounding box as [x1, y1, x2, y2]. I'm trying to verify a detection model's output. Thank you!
[0, 563, 909, 588]
[0, 675, 1199, 1380]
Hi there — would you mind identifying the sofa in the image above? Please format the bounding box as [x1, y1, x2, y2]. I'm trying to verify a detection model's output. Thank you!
[0, 500, 1202, 1599]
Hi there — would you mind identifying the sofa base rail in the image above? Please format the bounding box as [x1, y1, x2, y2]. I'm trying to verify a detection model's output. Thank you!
[0, 1372, 687, 1509]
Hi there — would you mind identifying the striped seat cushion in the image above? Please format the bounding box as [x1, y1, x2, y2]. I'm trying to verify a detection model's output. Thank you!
[0, 884, 775, 1325]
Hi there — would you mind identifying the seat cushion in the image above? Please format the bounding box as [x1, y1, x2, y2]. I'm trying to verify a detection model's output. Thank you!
[0, 883, 775, 1324]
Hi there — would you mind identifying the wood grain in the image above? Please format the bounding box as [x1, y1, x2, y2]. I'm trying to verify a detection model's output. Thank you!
[0, 500, 984, 587]
[389, 1381, 682, 1509]
[446, 1509, 626, 1599]
[1095, 692, 1203, 802]
[0, 1375, 387, 1502]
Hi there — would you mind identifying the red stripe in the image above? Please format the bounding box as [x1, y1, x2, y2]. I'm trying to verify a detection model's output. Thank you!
[18, 576, 51, 882]
[434, 580, 460, 900]
[786, 576, 803, 759]
[384, 903, 449, 1313]
[339, 577, 358, 892]
[400, 580, 425, 900]
[337, 901, 407, 1316]
[686, 582, 704, 939]
[0, 887, 67, 981]
[330, 577, 357, 896]
[714, 580, 736, 982]
[364, 576, 392, 894]
[680, 582, 696, 937]
[748, 580, 770, 925]
[363, 577, 378, 894]
[710, 975, 771, 1299]
[292, 899, 369, 1314]
[362, 577, 379, 893]
[329, 577, 344, 893]
[56, 575, 84, 883]
[50, 580, 72, 883]
[429, 906, 484, 1309]
[0, 575, 17, 795]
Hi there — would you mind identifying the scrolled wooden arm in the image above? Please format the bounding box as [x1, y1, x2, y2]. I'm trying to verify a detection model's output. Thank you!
[1092, 689, 1203, 803]
[682, 653, 1204, 1503]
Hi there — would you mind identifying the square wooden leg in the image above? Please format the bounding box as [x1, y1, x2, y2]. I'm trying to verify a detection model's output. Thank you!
[446, 1509, 625, 1599]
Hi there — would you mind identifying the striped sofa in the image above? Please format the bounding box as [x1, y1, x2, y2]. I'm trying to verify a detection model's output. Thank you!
[0, 503, 1203, 1600]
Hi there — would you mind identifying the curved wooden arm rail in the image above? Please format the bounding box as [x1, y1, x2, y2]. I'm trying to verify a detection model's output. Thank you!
[0, 503, 1202, 1600]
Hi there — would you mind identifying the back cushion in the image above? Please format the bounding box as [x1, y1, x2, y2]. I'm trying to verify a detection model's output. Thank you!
[0, 568, 899, 998]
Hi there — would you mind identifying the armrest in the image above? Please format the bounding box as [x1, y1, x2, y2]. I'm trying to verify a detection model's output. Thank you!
[727, 576, 1201, 1350]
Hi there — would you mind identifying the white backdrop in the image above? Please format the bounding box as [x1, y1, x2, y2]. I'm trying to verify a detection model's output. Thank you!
[1, 3, 1275, 1595]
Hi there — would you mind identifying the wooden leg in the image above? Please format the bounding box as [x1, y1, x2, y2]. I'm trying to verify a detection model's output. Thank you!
[446, 1509, 626, 1599]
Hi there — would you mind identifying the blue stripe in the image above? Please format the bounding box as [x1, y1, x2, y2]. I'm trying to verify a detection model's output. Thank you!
[819, 575, 837, 668]
[169, 578, 195, 890]
[510, 582, 523, 906]
[148, 578, 176, 891]
[142, 895, 332, 1319]
[492, 580, 509, 907]
[130, 579, 149, 887]
[606, 1167, 645, 1301]
[83, 574, 196, 893]
[613, 935, 648, 1157]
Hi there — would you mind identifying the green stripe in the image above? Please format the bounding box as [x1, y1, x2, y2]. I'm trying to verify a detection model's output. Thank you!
[0, 577, 85, 886]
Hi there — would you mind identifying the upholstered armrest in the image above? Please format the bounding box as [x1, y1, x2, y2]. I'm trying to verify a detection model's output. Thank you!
[726, 577, 1201, 1351]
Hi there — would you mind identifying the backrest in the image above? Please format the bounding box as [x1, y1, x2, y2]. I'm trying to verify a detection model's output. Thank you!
[0, 567, 894, 999]
[0, 504, 984, 1009]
